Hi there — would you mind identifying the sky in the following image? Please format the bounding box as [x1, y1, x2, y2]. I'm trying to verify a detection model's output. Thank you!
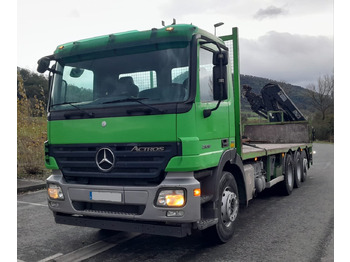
[17, 0, 334, 87]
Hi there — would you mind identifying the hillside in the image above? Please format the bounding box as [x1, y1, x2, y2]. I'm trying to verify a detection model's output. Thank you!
[240, 74, 313, 117]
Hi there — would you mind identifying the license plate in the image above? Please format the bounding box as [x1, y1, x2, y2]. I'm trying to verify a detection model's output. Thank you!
[90, 191, 122, 202]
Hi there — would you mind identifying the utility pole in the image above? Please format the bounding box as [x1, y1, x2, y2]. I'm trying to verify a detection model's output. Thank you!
[214, 22, 224, 36]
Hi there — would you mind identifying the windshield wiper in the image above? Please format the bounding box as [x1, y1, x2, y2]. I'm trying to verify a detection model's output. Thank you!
[103, 97, 164, 113]
[50, 102, 95, 118]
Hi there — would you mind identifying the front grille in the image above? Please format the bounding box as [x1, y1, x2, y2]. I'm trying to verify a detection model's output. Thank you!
[49, 142, 180, 184]
[72, 201, 145, 215]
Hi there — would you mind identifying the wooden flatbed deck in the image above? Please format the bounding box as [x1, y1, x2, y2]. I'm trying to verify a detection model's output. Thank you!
[242, 143, 312, 160]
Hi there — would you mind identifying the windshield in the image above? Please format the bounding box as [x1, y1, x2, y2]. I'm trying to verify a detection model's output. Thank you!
[50, 44, 190, 112]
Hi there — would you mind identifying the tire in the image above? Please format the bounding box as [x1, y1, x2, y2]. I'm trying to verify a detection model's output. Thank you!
[294, 151, 302, 188]
[300, 151, 308, 182]
[280, 154, 294, 195]
[203, 171, 239, 244]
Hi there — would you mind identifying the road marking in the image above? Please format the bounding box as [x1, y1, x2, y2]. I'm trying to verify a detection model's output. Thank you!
[37, 253, 63, 262]
[53, 232, 140, 262]
[17, 201, 47, 207]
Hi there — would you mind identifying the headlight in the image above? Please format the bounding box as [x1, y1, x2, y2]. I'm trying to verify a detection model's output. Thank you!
[47, 184, 64, 200]
[156, 189, 185, 207]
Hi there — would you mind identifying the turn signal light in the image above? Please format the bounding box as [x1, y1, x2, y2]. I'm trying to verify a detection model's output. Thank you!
[193, 188, 201, 197]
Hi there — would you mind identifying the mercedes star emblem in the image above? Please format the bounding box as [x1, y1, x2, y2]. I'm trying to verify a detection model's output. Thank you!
[96, 148, 115, 172]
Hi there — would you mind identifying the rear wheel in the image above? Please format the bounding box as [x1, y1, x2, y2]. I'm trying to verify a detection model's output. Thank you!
[294, 151, 302, 188]
[203, 171, 239, 244]
[300, 150, 308, 182]
[280, 154, 294, 195]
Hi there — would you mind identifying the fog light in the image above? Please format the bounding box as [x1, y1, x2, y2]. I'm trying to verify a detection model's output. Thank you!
[49, 201, 60, 208]
[156, 189, 185, 207]
[166, 210, 184, 217]
[47, 184, 64, 200]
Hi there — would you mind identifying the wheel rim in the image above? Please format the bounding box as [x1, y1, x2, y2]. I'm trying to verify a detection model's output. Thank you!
[221, 186, 239, 227]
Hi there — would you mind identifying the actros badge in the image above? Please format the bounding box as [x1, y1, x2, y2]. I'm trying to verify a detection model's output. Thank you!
[95, 148, 115, 172]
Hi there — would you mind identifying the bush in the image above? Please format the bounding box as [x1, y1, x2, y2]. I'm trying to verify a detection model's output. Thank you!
[310, 112, 334, 142]
[17, 72, 49, 178]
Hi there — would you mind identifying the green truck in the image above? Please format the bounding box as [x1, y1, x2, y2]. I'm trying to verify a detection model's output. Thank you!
[38, 23, 313, 243]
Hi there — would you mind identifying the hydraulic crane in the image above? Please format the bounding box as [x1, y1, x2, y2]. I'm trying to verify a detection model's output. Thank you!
[242, 83, 306, 122]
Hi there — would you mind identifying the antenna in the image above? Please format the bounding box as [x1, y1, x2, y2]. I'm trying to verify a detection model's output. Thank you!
[161, 19, 177, 27]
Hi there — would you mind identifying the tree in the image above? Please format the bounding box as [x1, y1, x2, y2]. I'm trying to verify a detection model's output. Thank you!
[306, 74, 334, 142]
[307, 74, 334, 120]
[17, 67, 49, 116]
[17, 67, 49, 100]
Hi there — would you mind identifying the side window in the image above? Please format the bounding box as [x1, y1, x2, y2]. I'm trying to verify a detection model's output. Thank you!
[199, 48, 214, 102]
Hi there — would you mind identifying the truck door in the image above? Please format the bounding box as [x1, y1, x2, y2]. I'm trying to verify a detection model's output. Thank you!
[195, 45, 230, 150]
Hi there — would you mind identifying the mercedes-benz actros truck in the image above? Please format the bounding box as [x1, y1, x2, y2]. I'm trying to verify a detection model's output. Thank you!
[38, 23, 313, 243]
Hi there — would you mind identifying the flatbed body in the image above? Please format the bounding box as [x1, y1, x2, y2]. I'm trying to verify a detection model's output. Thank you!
[242, 143, 312, 160]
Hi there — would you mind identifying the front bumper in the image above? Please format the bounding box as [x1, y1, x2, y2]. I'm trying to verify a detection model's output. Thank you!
[47, 170, 201, 227]
[53, 212, 193, 237]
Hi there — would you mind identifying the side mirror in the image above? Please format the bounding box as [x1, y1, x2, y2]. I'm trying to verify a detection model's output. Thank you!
[213, 65, 228, 101]
[212, 50, 228, 101]
[70, 67, 85, 78]
[37, 56, 51, 73]
[213, 50, 228, 66]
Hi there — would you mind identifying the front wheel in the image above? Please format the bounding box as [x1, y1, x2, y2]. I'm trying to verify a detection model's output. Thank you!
[203, 171, 239, 244]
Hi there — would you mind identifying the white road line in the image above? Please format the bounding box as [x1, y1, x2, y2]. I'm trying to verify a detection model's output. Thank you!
[37, 253, 63, 262]
[53, 232, 140, 262]
[17, 201, 47, 207]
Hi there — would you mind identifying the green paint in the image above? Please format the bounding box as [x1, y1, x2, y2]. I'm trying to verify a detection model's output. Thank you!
[54, 24, 198, 60]
[45, 156, 59, 170]
[220, 28, 241, 156]
[166, 149, 225, 172]
[232, 28, 242, 156]
[49, 114, 177, 144]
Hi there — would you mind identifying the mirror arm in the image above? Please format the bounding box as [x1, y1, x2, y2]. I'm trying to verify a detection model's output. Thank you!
[203, 100, 222, 118]
[47, 67, 62, 75]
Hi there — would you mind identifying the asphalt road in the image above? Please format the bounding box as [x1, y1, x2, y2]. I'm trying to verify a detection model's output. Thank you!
[17, 143, 333, 262]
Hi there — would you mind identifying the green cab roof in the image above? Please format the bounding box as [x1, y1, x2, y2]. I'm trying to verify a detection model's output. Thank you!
[53, 24, 223, 59]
